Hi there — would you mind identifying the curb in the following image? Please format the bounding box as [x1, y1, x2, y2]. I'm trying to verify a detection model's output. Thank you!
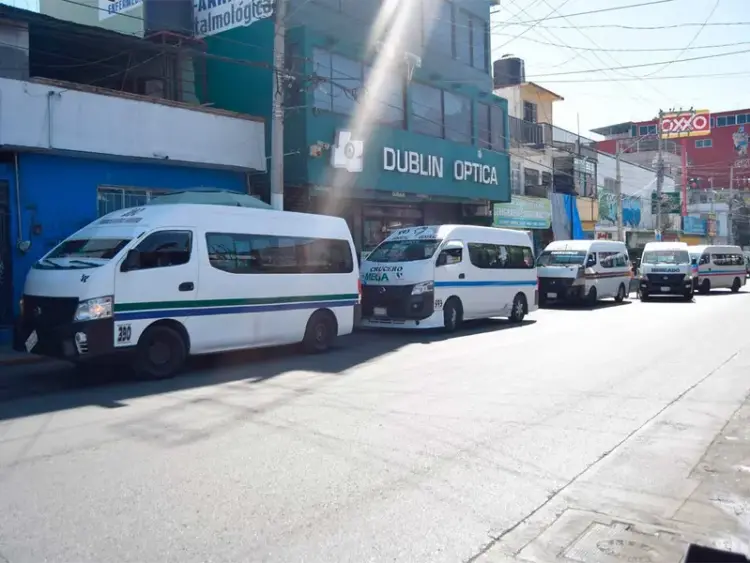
[0, 354, 52, 367]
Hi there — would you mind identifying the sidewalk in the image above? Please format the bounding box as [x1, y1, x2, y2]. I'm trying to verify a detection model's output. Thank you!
[0, 345, 50, 367]
[476, 347, 750, 562]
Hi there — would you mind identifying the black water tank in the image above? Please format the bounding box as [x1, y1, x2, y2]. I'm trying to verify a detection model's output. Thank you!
[493, 55, 525, 88]
[143, 0, 195, 37]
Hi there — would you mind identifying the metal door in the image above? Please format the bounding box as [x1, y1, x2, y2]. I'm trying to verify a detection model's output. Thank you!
[0, 181, 12, 325]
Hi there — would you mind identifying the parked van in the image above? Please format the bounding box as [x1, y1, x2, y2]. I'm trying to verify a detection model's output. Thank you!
[359, 225, 537, 330]
[536, 240, 631, 305]
[638, 241, 694, 301]
[14, 204, 359, 378]
[688, 245, 746, 294]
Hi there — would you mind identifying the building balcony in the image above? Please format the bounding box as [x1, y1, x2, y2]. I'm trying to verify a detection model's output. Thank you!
[508, 116, 597, 158]
[0, 76, 266, 170]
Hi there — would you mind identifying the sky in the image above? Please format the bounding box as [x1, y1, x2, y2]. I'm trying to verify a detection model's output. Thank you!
[490, 0, 749, 137]
[4, 0, 747, 139]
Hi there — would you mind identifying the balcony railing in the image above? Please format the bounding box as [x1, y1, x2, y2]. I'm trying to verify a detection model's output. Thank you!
[508, 116, 597, 156]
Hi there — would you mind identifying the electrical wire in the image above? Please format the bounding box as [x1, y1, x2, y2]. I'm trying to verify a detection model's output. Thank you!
[491, 34, 750, 54]
[640, 0, 721, 77]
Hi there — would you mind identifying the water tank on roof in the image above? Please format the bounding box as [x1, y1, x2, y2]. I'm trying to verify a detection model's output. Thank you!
[143, 0, 195, 37]
[493, 55, 525, 88]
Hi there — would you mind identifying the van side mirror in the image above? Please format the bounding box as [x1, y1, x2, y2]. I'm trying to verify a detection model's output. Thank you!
[436, 252, 448, 267]
[120, 249, 141, 272]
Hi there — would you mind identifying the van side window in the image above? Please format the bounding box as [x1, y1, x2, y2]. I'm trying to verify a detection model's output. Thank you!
[441, 244, 463, 265]
[205, 232, 353, 274]
[134, 230, 192, 270]
[468, 243, 533, 269]
[599, 252, 614, 268]
[699, 253, 710, 265]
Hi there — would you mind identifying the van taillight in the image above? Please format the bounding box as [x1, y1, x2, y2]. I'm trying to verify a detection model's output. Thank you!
[357, 279, 362, 302]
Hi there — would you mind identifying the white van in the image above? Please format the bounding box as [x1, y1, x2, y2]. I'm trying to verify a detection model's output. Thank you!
[637, 241, 694, 301]
[536, 240, 632, 305]
[13, 204, 359, 378]
[688, 245, 746, 294]
[359, 225, 538, 330]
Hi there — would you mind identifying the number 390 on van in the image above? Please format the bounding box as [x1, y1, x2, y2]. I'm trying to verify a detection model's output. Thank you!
[13, 204, 360, 378]
[359, 225, 538, 331]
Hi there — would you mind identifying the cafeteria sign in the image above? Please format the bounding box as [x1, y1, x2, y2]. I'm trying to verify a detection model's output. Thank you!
[492, 196, 552, 229]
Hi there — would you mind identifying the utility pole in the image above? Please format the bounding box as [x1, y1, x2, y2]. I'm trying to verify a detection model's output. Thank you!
[728, 166, 735, 245]
[270, 0, 287, 211]
[709, 177, 715, 244]
[655, 110, 664, 237]
[615, 140, 623, 241]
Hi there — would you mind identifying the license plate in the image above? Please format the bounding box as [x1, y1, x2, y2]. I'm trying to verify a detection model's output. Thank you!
[25, 330, 38, 352]
[661, 286, 670, 292]
[373, 307, 387, 317]
[547, 292, 557, 299]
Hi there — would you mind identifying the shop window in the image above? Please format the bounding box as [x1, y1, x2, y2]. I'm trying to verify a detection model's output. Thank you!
[363, 65, 405, 127]
[444, 91, 472, 143]
[411, 82, 443, 137]
[471, 18, 488, 71]
[490, 105, 506, 150]
[312, 48, 365, 115]
[205, 233, 353, 274]
[523, 101, 537, 123]
[422, 0, 453, 56]
[454, 9, 471, 64]
[134, 230, 192, 270]
[511, 162, 522, 195]
[477, 102, 491, 148]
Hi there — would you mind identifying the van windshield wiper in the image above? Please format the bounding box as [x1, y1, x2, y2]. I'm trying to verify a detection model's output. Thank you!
[68, 259, 101, 268]
[38, 258, 63, 269]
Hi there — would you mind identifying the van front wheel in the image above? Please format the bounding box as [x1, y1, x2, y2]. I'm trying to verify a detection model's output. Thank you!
[133, 325, 187, 379]
[443, 298, 462, 332]
[731, 277, 742, 293]
[614, 283, 627, 303]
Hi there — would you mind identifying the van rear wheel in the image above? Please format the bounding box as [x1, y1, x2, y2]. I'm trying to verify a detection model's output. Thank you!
[699, 279, 711, 294]
[509, 293, 527, 323]
[133, 325, 187, 380]
[731, 277, 742, 293]
[614, 283, 627, 303]
[302, 311, 336, 353]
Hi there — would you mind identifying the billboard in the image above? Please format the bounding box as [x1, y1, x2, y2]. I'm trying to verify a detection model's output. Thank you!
[660, 110, 711, 139]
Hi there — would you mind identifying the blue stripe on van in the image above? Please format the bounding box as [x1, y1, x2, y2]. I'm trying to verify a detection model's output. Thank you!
[434, 280, 537, 288]
[114, 299, 358, 322]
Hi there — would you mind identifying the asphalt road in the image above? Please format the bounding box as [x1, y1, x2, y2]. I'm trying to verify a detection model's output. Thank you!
[1, 290, 749, 563]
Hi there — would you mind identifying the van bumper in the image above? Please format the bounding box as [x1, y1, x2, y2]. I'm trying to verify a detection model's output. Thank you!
[639, 277, 693, 296]
[13, 318, 122, 362]
[538, 277, 584, 303]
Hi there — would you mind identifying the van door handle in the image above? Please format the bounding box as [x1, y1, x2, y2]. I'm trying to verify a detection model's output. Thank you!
[179, 282, 194, 291]
[458, 273, 466, 279]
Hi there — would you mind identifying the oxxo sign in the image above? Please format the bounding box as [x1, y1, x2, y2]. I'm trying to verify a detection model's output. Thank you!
[382, 147, 499, 185]
[660, 110, 711, 139]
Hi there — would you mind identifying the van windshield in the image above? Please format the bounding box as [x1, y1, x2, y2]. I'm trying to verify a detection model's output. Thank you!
[367, 239, 442, 263]
[536, 250, 586, 266]
[642, 250, 690, 265]
[34, 238, 131, 269]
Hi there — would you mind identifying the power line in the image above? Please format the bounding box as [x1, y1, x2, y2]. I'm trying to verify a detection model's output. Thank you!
[491, 34, 750, 53]
[499, 0, 680, 25]
[640, 0, 721, 77]
[528, 47, 750, 77]
[524, 21, 750, 30]
[494, 0, 574, 51]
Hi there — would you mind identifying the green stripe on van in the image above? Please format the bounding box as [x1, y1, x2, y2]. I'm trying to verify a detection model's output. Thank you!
[114, 293, 359, 312]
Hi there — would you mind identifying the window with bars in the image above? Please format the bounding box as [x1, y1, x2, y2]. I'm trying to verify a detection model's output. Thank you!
[97, 187, 168, 217]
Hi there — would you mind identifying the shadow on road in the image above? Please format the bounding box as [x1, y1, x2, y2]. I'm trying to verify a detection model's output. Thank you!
[541, 300, 632, 312]
[696, 290, 747, 297]
[0, 318, 535, 421]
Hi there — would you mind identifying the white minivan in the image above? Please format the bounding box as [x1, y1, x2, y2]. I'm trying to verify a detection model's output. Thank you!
[637, 241, 694, 301]
[688, 245, 747, 294]
[359, 225, 538, 331]
[14, 204, 360, 378]
[536, 240, 632, 305]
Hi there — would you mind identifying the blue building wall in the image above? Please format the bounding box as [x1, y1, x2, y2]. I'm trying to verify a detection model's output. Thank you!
[2, 152, 248, 323]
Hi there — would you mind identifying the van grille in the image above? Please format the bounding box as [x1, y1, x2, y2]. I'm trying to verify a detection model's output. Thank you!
[646, 274, 684, 284]
[22, 295, 79, 327]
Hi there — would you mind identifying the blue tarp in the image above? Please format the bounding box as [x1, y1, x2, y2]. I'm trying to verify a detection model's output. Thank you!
[551, 193, 584, 240]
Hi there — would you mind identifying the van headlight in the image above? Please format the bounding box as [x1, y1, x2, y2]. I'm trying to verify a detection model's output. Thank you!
[74, 296, 113, 321]
[411, 281, 434, 295]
